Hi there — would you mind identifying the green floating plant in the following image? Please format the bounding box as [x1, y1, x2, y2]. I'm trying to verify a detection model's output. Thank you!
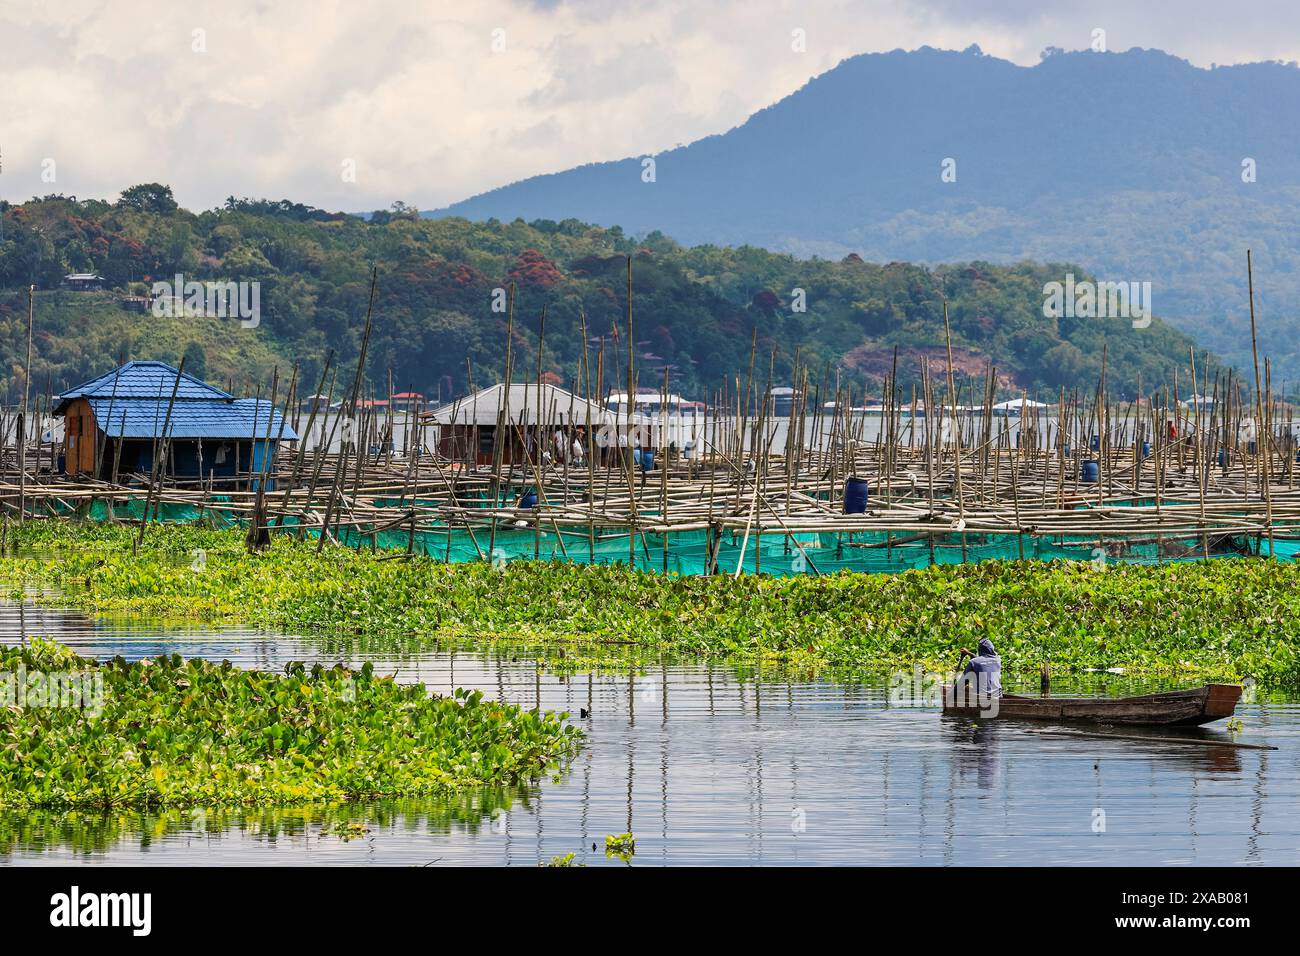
[605, 832, 636, 861]
[3, 521, 1298, 686]
[0, 640, 581, 812]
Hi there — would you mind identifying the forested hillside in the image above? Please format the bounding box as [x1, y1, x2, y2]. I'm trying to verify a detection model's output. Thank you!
[0, 187, 1208, 403]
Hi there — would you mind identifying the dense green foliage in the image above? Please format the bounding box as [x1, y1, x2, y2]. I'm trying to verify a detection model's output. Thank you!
[0, 632, 578, 811]
[3, 522, 1297, 685]
[0, 292, 289, 397]
[0, 189, 1206, 403]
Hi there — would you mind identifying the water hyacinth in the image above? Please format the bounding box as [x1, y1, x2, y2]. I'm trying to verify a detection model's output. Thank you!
[2, 521, 1299, 685]
[0, 639, 580, 812]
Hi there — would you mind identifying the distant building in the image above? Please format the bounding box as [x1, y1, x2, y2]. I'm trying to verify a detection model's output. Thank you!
[423, 383, 646, 466]
[606, 390, 705, 415]
[768, 386, 801, 417]
[53, 361, 297, 485]
[298, 393, 336, 414]
[388, 391, 426, 412]
[990, 398, 1050, 417]
[61, 273, 106, 291]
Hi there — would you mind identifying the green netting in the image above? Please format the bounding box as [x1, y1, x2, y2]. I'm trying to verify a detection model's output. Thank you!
[1267, 539, 1300, 560]
[45, 497, 240, 526]
[33, 494, 1279, 576]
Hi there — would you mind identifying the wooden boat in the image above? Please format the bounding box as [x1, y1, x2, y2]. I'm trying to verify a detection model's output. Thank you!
[942, 683, 1242, 727]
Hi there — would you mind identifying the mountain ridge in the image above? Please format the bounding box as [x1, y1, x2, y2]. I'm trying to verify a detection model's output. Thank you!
[433, 45, 1300, 377]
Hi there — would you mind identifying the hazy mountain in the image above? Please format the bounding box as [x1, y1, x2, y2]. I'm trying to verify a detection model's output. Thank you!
[435, 46, 1300, 377]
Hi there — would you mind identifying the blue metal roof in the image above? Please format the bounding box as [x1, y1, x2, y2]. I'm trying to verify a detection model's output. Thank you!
[56, 361, 233, 407]
[56, 362, 297, 441]
[88, 397, 297, 441]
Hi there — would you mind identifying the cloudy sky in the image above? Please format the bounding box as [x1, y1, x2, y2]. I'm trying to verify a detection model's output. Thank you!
[3, 0, 1299, 213]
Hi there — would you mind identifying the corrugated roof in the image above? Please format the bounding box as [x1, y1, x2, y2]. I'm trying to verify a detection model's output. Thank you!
[55, 361, 296, 440]
[88, 397, 297, 440]
[56, 361, 233, 407]
[423, 383, 648, 427]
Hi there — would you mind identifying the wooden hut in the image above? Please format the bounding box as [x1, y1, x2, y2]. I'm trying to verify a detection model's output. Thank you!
[53, 361, 297, 485]
[422, 383, 645, 466]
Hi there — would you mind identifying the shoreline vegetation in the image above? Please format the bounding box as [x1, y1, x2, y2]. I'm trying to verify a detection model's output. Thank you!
[2, 521, 1298, 686]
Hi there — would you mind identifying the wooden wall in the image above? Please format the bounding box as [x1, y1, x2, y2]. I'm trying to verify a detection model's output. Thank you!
[61, 398, 98, 475]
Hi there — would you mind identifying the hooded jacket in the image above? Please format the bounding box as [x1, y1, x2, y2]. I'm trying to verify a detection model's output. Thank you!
[962, 637, 1002, 697]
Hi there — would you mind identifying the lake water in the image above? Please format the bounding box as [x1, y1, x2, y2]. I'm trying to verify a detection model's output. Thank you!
[1, 600, 1297, 866]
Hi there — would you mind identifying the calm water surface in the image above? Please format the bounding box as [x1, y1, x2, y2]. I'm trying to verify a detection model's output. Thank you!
[1, 600, 1297, 866]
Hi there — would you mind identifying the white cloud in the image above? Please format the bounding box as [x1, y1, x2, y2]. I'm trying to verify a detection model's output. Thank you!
[1, 0, 1296, 213]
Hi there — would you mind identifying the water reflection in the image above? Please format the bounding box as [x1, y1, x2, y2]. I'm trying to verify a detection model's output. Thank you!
[0, 599, 1296, 866]
[0, 791, 522, 861]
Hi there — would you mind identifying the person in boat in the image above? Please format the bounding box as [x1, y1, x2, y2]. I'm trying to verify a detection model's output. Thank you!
[959, 637, 1002, 699]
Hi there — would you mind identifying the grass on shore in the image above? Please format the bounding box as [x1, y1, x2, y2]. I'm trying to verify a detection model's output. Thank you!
[2, 520, 1299, 685]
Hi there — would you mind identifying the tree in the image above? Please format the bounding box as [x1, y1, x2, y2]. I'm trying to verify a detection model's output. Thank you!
[370, 201, 420, 225]
[117, 184, 179, 215]
[183, 342, 208, 382]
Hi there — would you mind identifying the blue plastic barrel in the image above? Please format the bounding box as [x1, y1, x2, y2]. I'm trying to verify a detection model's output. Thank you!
[843, 476, 870, 514]
[639, 449, 655, 471]
[1080, 460, 1100, 483]
[519, 490, 538, 509]
[1089, 435, 1100, 452]
[1141, 441, 1151, 459]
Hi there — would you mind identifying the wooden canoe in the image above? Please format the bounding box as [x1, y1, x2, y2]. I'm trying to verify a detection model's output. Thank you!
[942, 683, 1242, 726]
